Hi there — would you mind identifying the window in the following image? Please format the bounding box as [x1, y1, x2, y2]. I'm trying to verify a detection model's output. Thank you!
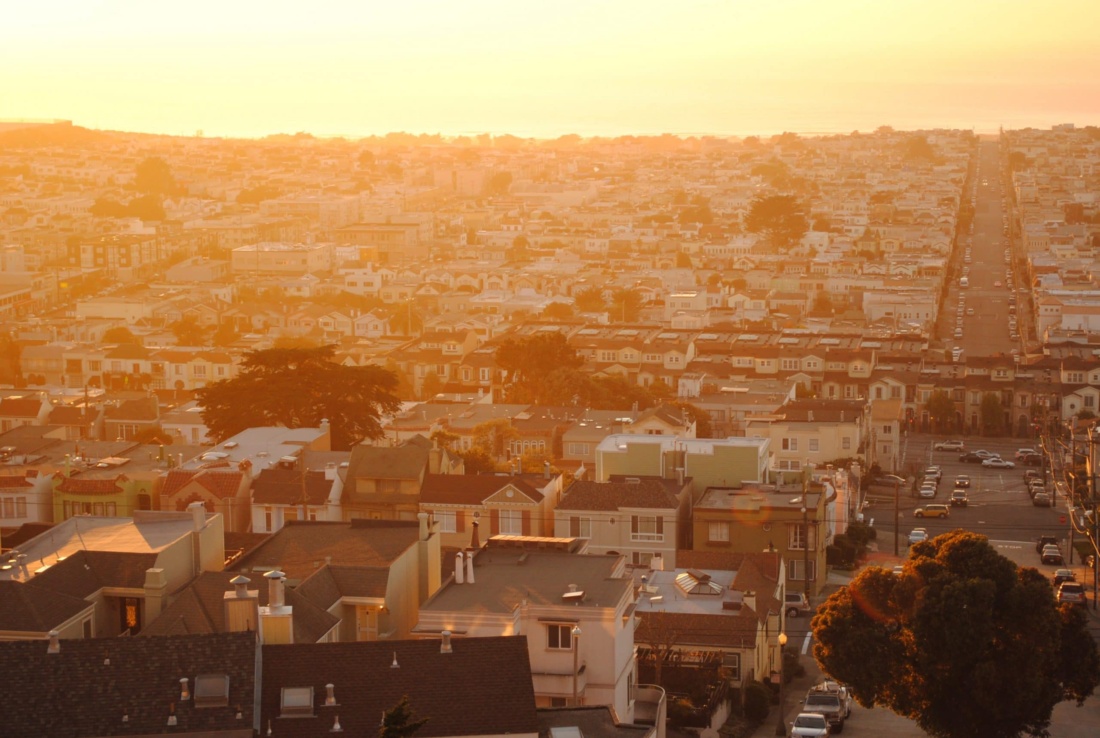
[264, 507, 273, 531]
[842, 437, 851, 450]
[632, 551, 655, 567]
[280, 687, 314, 717]
[788, 559, 817, 582]
[194, 674, 230, 708]
[499, 509, 522, 535]
[882, 425, 892, 435]
[708, 521, 730, 543]
[105, 502, 116, 516]
[82, 617, 93, 639]
[782, 358, 800, 370]
[435, 510, 456, 533]
[0, 497, 13, 518]
[567, 442, 590, 456]
[631, 515, 664, 542]
[547, 623, 576, 650]
[808, 438, 819, 452]
[569, 516, 591, 539]
[788, 523, 817, 551]
[781, 437, 798, 451]
[722, 652, 741, 681]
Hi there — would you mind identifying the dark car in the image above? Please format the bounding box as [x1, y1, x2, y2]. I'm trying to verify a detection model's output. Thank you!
[1053, 569, 1076, 588]
[1042, 546, 1065, 566]
[958, 452, 985, 463]
[1035, 536, 1058, 553]
[950, 490, 969, 507]
[1021, 453, 1043, 467]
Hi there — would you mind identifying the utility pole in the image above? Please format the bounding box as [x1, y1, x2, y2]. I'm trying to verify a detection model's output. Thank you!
[802, 466, 811, 603]
[893, 479, 901, 557]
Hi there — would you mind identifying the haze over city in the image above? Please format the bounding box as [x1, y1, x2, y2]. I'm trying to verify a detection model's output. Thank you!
[3, 0, 1100, 139]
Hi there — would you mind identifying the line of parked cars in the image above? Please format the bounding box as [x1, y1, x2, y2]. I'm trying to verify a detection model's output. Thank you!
[790, 680, 854, 736]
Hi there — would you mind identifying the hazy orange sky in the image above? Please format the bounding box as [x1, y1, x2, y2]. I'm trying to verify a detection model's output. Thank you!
[2, 0, 1098, 139]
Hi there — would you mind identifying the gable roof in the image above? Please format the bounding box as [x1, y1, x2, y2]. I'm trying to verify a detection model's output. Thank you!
[251, 467, 333, 505]
[235, 520, 420, 582]
[0, 580, 92, 633]
[260, 636, 538, 738]
[140, 571, 338, 644]
[557, 479, 680, 512]
[0, 632, 256, 737]
[161, 468, 246, 501]
[420, 473, 545, 505]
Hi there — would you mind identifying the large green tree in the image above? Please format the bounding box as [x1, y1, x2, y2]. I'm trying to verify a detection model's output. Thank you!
[574, 286, 607, 313]
[195, 345, 401, 450]
[744, 194, 808, 252]
[812, 531, 1100, 738]
[925, 389, 956, 433]
[134, 156, 177, 196]
[980, 392, 1006, 436]
[610, 288, 645, 323]
[380, 695, 428, 738]
[495, 332, 583, 403]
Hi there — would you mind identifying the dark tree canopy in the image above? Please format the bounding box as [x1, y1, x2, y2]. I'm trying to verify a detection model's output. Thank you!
[574, 286, 607, 313]
[980, 392, 1005, 436]
[379, 694, 428, 738]
[744, 194, 808, 252]
[610, 288, 645, 322]
[812, 531, 1100, 738]
[494, 332, 583, 403]
[925, 389, 956, 433]
[134, 156, 177, 196]
[195, 345, 401, 450]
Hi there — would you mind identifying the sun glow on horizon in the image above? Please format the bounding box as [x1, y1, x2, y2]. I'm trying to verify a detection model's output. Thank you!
[2, 0, 1099, 139]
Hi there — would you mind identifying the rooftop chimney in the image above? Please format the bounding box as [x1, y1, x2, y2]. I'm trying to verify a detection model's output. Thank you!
[265, 570, 286, 608]
[180, 677, 191, 701]
[544, 461, 551, 480]
[418, 511, 429, 541]
[465, 550, 475, 584]
[224, 575, 259, 633]
[455, 552, 465, 584]
[187, 501, 206, 532]
[232, 574, 251, 597]
[470, 520, 480, 549]
[47, 630, 60, 654]
[325, 683, 337, 706]
[440, 630, 453, 654]
[324, 462, 337, 481]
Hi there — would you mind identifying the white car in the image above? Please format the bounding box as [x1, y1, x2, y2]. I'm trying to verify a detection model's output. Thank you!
[790, 712, 830, 737]
[1014, 448, 1037, 460]
[909, 528, 929, 545]
[933, 440, 964, 451]
[982, 458, 1015, 469]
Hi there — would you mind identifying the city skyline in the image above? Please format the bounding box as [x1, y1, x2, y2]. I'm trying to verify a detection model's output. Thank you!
[3, 0, 1100, 140]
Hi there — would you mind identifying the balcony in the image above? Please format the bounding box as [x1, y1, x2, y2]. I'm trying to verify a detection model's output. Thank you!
[633, 684, 667, 733]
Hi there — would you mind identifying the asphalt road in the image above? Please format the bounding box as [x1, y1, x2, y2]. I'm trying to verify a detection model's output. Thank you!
[938, 140, 1024, 358]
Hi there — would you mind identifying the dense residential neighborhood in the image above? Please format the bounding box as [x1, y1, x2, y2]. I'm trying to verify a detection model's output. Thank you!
[3, 121, 1100, 736]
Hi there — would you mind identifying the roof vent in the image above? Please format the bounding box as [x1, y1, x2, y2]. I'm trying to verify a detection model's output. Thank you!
[562, 589, 585, 603]
[441, 630, 453, 654]
[325, 683, 337, 706]
[47, 630, 60, 654]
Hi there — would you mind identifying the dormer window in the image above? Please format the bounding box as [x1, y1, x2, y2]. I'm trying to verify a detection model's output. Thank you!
[281, 687, 314, 717]
[194, 674, 230, 708]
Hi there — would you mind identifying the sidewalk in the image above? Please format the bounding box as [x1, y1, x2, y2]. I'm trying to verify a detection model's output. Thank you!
[747, 571, 853, 737]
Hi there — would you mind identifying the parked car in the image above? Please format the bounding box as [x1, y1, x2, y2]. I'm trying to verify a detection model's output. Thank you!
[982, 458, 1015, 469]
[1015, 448, 1037, 460]
[785, 592, 812, 618]
[954, 474, 971, 488]
[909, 528, 929, 545]
[919, 483, 937, 499]
[914, 504, 950, 519]
[1032, 492, 1053, 507]
[1053, 569, 1076, 588]
[1021, 453, 1043, 467]
[924, 466, 943, 482]
[1024, 470, 1043, 483]
[950, 490, 969, 507]
[933, 440, 964, 451]
[1035, 536, 1058, 553]
[790, 712, 831, 737]
[803, 690, 846, 733]
[1042, 545, 1065, 566]
[810, 681, 853, 719]
[1058, 582, 1088, 606]
[959, 452, 986, 463]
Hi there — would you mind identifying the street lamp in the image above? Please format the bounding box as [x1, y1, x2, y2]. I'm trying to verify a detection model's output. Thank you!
[572, 625, 582, 706]
[774, 632, 788, 736]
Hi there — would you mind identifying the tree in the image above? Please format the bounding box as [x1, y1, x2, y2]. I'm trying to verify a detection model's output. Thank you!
[211, 321, 240, 347]
[610, 288, 645, 323]
[103, 326, 139, 344]
[744, 194, 808, 253]
[540, 301, 574, 320]
[134, 156, 176, 196]
[460, 447, 497, 474]
[925, 390, 956, 434]
[195, 345, 402, 450]
[495, 332, 583, 403]
[665, 401, 713, 438]
[127, 194, 166, 220]
[812, 531, 1100, 738]
[574, 286, 606, 313]
[170, 315, 207, 346]
[980, 392, 1005, 436]
[471, 417, 518, 461]
[903, 135, 936, 162]
[635, 609, 682, 688]
[380, 695, 428, 738]
[0, 332, 21, 384]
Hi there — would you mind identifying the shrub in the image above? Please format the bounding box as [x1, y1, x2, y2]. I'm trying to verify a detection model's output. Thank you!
[743, 680, 771, 722]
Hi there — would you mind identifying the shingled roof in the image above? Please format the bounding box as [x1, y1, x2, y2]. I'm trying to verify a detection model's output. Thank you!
[235, 520, 420, 582]
[260, 636, 538, 738]
[557, 479, 680, 512]
[0, 631, 256, 737]
[140, 571, 338, 644]
[28, 550, 160, 599]
[0, 580, 92, 633]
[251, 467, 333, 505]
[161, 468, 246, 501]
[420, 473, 544, 505]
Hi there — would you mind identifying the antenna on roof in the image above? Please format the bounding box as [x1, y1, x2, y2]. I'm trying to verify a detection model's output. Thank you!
[391, 651, 399, 668]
